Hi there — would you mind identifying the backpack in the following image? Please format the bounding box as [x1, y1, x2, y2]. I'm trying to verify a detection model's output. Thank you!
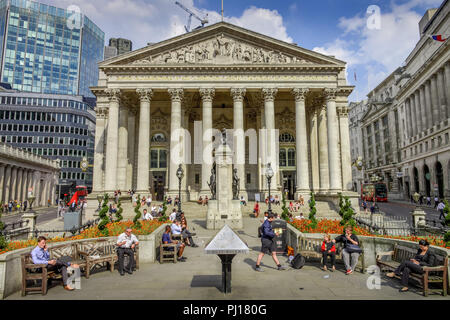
[257, 225, 263, 238]
[291, 253, 305, 269]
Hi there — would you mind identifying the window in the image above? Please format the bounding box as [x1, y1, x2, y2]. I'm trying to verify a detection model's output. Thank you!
[246, 173, 251, 184]
[287, 148, 295, 167]
[279, 149, 286, 167]
[195, 174, 199, 184]
[151, 133, 167, 143]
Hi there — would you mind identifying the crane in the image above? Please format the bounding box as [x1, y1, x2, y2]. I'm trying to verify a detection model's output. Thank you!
[175, 1, 208, 33]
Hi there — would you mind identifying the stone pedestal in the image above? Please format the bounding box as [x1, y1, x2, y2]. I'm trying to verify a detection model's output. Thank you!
[412, 207, 426, 228]
[206, 143, 243, 230]
[21, 212, 37, 239]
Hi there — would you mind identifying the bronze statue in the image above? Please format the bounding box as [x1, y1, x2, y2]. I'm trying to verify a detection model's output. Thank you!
[232, 168, 240, 200]
[207, 162, 217, 199]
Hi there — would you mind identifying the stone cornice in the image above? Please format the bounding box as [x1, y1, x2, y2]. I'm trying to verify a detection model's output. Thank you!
[100, 64, 345, 75]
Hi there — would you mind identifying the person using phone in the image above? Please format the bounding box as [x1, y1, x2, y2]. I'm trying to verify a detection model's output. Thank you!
[333, 225, 360, 275]
[31, 236, 79, 291]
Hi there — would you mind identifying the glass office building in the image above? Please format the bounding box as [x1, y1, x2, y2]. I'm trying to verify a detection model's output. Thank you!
[0, 0, 104, 97]
[0, 89, 96, 195]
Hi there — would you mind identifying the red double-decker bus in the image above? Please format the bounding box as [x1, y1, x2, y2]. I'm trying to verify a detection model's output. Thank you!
[361, 183, 388, 202]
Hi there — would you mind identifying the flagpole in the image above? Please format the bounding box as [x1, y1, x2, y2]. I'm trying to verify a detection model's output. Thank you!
[221, 0, 224, 21]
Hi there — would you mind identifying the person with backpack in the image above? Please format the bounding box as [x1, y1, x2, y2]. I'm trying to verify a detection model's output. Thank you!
[321, 234, 336, 271]
[255, 213, 286, 272]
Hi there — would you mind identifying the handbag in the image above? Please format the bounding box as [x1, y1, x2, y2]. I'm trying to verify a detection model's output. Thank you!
[345, 244, 363, 254]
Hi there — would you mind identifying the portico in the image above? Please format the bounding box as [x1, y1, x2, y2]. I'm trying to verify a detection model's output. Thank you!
[91, 22, 355, 205]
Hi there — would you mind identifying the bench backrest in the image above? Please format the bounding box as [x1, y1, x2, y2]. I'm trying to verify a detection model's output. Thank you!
[393, 244, 448, 267]
[299, 237, 344, 254]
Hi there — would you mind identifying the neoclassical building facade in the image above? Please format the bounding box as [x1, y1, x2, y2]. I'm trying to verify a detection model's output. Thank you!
[91, 22, 354, 203]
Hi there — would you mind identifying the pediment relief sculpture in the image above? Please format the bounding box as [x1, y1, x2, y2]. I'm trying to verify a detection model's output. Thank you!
[130, 33, 316, 65]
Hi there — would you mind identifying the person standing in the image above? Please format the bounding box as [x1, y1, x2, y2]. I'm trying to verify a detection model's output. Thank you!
[426, 196, 431, 206]
[253, 201, 260, 218]
[116, 228, 139, 276]
[437, 200, 446, 220]
[434, 196, 439, 208]
[255, 213, 286, 272]
[23, 200, 28, 212]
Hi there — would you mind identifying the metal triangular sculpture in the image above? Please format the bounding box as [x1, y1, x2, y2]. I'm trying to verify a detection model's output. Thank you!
[204, 224, 249, 255]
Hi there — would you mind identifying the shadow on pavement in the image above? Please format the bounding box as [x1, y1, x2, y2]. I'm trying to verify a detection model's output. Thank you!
[190, 275, 222, 291]
[192, 220, 207, 229]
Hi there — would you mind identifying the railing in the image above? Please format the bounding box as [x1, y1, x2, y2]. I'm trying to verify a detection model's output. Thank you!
[3, 219, 29, 232]
[33, 217, 101, 238]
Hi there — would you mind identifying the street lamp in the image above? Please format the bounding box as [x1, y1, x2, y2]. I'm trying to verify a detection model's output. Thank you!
[266, 162, 274, 215]
[176, 164, 184, 214]
[96, 194, 103, 212]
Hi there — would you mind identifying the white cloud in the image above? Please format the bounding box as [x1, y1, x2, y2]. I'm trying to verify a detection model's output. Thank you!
[41, 0, 292, 49]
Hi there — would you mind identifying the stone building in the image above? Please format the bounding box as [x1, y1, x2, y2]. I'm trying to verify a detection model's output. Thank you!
[91, 22, 356, 207]
[397, 1, 450, 200]
[0, 142, 60, 207]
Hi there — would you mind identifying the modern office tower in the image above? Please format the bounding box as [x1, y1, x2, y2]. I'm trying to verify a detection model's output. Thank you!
[0, 0, 104, 97]
[108, 38, 132, 55]
[0, 88, 96, 195]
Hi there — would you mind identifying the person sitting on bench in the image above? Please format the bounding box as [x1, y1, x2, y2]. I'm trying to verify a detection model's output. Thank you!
[162, 225, 186, 262]
[180, 212, 198, 247]
[116, 228, 139, 276]
[386, 239, 436, 292]
[31, 236, 80, 291]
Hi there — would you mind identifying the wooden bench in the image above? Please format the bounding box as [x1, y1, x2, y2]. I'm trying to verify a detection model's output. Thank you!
[376, 244, 448, 296]
[21, 243, 87, 296]
[78, 239, 139, 278]
[298, 236, 365, 272]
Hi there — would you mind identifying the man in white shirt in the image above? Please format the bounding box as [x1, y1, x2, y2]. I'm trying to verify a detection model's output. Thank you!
[116, 228, 139, 276]
[171, 219, 183, 236]
[151, 205, 157, 216]
[169, 208, 177, 222]
[143, 209, 153, 221]
[146, 196, 152, 207]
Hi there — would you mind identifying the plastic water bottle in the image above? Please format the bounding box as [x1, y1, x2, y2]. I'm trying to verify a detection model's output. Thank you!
[323, 275, 330, 279]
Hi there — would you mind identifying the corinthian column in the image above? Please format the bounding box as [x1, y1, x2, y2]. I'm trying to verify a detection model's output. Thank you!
[414, 91, 422, 134]
[10, 166, 17, 201]
[3, 165, 11, 202]
[317, 103, 329, 192]
[231, 88, 246, 196]
[126, 108, 137, 191]
[292, 88, 310, 196]
[117, 103, 129, 191]
[338, 107, 352, 190]
[436, 68, 447, 120]
[419, 86, 427, 132]
[136, 88, 153, 193]
[104, 89, 121, 192]
[309, 106, 320, 192]
[200, 88, 215, 196]
[93, 107, 107, 193]
[168, 88, 184, 196]
[430, 75, 439, 126]
[262, 88, 279, 194]
[424, 80, 433, 129]
[445, 62, 450, 117]
[325, 88, 341, 193]
[0, 164, 5, 202]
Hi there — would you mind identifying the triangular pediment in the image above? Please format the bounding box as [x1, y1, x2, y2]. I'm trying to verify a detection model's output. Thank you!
[100, 22, 345, 68]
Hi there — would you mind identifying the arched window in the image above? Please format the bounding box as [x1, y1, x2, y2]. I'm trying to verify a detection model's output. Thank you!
[279, 132, 295, 143]
[151, 133, 167, 143]
[288, 148, 296, 167]
[279, 149, 287, 167]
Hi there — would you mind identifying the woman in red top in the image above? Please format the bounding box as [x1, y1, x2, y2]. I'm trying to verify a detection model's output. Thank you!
[321, 234, 336, 271]
[253, 201, 260, 218]
[289, 201, 294, 212]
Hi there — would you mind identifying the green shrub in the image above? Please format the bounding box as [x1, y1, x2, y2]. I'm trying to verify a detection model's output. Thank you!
[308, 192, 318, 229]
[281, 192, 290, 221]
[115, 198, 123, 222]
[0, 206, 6, 249]
[133, 195, 142, 229]
[97, 194, 110, 236]
[340, 196, 356, 227]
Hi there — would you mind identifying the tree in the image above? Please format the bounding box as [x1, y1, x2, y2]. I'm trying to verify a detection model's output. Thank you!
[281, 192, 290, 221]
[97, 194, 110, 236]
[133, 195, 142, 229]
[308, 192, 318, 229]
[340, 196, 357, 228]
[115, 198, 123, 222]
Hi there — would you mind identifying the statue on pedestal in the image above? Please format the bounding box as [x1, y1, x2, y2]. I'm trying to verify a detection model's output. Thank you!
[208, 162, 217, 200]
[232, 168, 240, 200]
[221, 128, 227, 145]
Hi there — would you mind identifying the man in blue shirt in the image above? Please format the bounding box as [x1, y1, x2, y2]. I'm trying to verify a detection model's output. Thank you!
[31, 236, 80, 291]
[162, 225, 186, 262]
[255, 214, 286, 272]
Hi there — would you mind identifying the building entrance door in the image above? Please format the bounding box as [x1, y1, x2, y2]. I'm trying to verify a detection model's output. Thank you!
[282, 171, 296, 200]
[151, 172, 166, 201]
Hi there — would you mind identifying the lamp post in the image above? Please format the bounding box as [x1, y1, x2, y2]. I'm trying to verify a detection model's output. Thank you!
[176, 164, 184, 214]
[266, 163, 274, 215]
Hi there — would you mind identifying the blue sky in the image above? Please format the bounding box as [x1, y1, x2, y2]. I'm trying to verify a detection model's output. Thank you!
[44, 0, 445, 101]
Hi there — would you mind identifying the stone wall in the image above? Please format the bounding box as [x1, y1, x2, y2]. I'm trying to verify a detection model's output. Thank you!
[0, 223, 169, 299]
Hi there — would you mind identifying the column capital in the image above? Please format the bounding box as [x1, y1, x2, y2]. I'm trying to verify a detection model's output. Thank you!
[136, 88, 153, 102]
[168, 88, 184, 102]
[337, 106, 349, 117]
[230, 88, 247, 102]
[105, 88, 121, 102]
[199, 88, 215, 102]
[323, 88, 337, 101]
[291, 88, 309, 102]
[95, 106, 109, 119]
[261, 88, 278, 102]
